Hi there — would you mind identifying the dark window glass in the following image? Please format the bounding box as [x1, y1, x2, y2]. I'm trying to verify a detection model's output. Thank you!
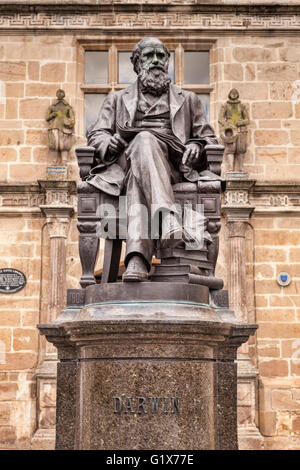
[197, 94, 210, 120]
[85, 51, 108, 84]
[184, 52, 209, 84]
[84, 93, 107, 134]
[118, 52, 136, 84]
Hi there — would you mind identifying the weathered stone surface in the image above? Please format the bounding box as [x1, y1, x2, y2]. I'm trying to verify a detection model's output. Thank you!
[13, 328, 38, 352]
[0, 62, 26, 81]
[41, 63, 66, 82]
[279, 47, 300, 62]
[252, 102, 292, 120]
[233, 47, 276, 62]
[257, 340, 280, 358]
[257, 63, 297, 81]
[255, 148, 287, 163]
[0, 130, 24, 146]
[224, 63, 243, 81]
[27, 61, 39, 81]
[78, 359, 217, 450]
[254, 130, 288, 146]
[20, 99, 50, 120]
[259, 411, 277, 436]
[5, 83, 24, 98]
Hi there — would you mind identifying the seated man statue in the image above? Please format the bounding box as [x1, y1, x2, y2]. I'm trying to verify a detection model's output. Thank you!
[86, 37, 219, 282]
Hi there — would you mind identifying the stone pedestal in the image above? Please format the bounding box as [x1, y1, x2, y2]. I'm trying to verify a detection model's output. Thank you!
[38, 282, 256, 450]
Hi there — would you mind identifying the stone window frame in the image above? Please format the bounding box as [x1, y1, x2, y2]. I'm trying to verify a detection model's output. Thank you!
[76, 36, 215, 133]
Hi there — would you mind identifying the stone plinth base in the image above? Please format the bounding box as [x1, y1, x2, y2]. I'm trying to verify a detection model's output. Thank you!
[238, 428, 264, 450]
[38, 283, 256, 450]
[31, 429, 56, 450]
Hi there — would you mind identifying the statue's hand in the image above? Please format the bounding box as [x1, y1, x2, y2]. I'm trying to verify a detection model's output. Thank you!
[47, 111, 57, 120]
[108, 133, 128, 156]
[182, 143, 201, 166]
[237, 120, 248, 127]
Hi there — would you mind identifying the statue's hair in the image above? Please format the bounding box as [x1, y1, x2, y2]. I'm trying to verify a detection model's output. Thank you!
[130, 37, 170, 74]
[56, 88, 65, 98]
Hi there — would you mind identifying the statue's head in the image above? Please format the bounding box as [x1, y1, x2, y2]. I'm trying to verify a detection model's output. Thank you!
[228, 88, 239, 102]
[56, 89, 65, 101]
[131, 37, 171, 96]
[225, 128, 233, 137]
[131, 37, 170, 74]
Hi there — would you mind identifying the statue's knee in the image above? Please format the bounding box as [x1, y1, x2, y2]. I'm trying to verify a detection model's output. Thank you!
[130, 131, 157, 163]
[135, 131, 155, 144]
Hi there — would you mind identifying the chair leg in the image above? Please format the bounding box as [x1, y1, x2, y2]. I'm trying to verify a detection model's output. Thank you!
[77, 186, 100, 288]
[207, 235, 219, 276]
[78, 230, 99, 288]
[101, 239, 123, 283]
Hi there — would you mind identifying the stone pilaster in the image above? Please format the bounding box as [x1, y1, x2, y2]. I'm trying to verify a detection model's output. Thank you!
[226, 209, 253, 324]
[222, 178, 264, 450]
[32, 180, 75, 449]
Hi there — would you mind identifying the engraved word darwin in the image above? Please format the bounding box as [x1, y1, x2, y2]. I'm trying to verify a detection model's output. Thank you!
[113, 396, 180, 414]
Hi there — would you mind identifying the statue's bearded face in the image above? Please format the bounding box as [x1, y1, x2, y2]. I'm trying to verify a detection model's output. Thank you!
[137, 45, 171, 96]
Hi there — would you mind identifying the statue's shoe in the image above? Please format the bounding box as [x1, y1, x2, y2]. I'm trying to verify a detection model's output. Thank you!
[122, 256, 148, 282]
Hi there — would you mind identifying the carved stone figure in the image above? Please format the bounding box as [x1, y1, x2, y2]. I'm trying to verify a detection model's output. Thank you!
[218, 88, 249, 173]
[86, 36, 222, 282]
[46, 89, 75, 164]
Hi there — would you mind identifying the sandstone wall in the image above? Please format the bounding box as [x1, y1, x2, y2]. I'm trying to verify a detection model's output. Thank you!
[210, 36, 300, 181]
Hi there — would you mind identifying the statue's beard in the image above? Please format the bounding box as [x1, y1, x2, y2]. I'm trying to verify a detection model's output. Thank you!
[138, 67, 171, 96]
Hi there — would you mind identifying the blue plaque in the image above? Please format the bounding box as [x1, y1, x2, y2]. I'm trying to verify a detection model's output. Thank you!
[277, 272, 291, 287]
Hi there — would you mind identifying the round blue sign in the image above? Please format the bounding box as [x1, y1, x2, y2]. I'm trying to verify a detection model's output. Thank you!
[277, 272, 291, 287]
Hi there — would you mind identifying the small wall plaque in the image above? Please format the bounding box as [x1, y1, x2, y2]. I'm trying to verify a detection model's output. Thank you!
[277, 272, 291, 287]
[0, 269, 26, 294]
[46, 166, 68, 181]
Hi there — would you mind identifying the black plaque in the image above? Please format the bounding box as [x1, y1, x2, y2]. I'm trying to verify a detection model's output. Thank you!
[0, 268, 26, 294]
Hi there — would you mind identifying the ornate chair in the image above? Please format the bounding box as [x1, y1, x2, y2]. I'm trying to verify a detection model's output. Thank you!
[76, 144, 226, 302]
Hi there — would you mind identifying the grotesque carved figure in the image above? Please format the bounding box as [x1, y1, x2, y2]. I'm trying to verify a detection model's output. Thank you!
[46, 89, 75, 164]
[86, 37, 220, 282]
[218, 88, 249, 173]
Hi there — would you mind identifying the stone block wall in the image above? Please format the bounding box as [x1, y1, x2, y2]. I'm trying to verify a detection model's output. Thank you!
[0, 216, 42, 446]
[252, 215, 300, 449]
[0, 34, 81, 447]
[0, 34, 81, 184]
[212, 34, 300, 448]
[210, 36, 300, 182]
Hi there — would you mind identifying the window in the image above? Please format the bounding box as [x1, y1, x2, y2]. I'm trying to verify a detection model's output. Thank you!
[80, 39, 213, 133]
[184, 51, 209, 85]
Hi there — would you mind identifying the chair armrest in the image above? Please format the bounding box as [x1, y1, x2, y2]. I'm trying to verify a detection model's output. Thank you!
[203, 144, 224, 176]
[75, 146, 95, 180]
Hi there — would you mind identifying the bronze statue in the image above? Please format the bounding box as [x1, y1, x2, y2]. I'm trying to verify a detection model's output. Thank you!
[46, 89, 75, 164]
[86, 37, 220, 282]
[218, 88, 249, 173]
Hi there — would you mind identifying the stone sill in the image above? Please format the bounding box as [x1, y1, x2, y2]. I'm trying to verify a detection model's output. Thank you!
[253, 181, 300, 193]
